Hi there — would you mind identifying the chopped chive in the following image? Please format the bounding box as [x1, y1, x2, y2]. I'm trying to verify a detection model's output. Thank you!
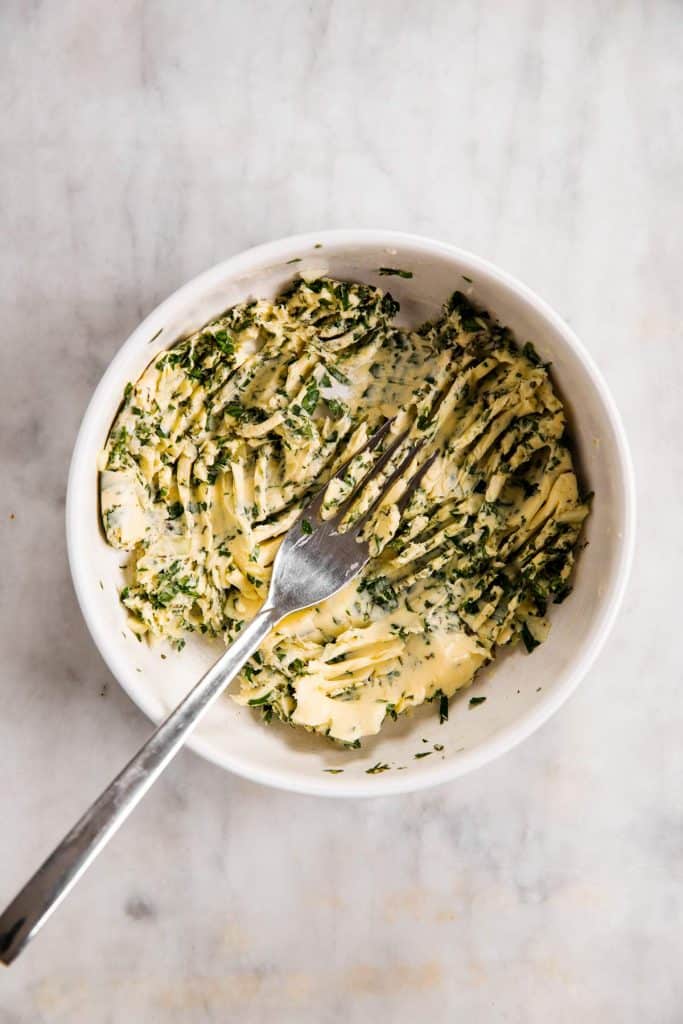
[247, 691, 273, 706]
[378, 267, 413, 278]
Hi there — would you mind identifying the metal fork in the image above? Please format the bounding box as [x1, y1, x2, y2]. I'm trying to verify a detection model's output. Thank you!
[0, 418, 435, 964]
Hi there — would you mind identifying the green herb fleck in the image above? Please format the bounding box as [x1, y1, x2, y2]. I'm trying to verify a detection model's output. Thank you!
[522, 341, 543, 367]
[378, 267, 413, 279]
[359, 576, 398, 611]
[553, 584, 572, 605]
[302, 384, 319, 415]
[326, 363, 351, 385]
[225, 402, 246, 419]
[213, 329, 235, 356]
[521, 623, 540, 653]
[247, 691, 273, 706]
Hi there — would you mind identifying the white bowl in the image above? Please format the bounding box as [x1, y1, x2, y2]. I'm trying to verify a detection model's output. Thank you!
[66, 230, 635, 797]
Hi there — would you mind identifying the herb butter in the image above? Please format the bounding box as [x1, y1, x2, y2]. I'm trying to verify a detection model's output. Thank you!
[100, 278, 590, 744]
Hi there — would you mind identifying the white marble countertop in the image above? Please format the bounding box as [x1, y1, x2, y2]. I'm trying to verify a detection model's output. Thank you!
[1, 1, 681, 1020]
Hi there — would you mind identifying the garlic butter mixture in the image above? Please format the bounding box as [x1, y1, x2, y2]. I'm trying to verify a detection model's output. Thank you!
[100, 277, 590, 744]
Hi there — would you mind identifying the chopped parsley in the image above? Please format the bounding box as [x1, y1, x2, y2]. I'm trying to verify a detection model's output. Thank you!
[301, 384, 319, 415]
[359, 576, 398, 611]
[522, 341, 544, 367]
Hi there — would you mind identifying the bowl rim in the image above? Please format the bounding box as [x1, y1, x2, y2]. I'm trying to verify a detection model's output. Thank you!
[66, 229, 636, 797]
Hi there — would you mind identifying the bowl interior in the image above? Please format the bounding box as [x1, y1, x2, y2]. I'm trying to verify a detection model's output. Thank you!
[67, 232, 633, 796]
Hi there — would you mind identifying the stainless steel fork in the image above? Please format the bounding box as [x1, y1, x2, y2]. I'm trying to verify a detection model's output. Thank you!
[0, 417, 435, 964]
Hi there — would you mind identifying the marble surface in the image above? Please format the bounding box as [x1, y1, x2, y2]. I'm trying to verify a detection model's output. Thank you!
[1, 0, 681, 1020]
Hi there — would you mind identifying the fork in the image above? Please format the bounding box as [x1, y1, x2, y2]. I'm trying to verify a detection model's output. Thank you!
[0, 417, 436, 964]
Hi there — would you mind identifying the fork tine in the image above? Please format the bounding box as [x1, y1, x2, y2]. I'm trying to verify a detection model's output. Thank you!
[329, 426, 411, 524]
[393, 449, 438, 516]
[302, 417, 395, 521]
[348, 441, 435, 535]
[348, 439, 426, 531]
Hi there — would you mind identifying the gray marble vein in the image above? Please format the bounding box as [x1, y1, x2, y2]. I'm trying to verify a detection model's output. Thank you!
[1, 0, 681, 1020]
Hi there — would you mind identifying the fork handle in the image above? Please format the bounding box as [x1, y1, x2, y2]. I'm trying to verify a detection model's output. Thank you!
[0, 604, 280, 965]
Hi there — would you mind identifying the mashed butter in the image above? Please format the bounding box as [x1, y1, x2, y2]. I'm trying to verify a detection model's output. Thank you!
[100, 277, 590, 743]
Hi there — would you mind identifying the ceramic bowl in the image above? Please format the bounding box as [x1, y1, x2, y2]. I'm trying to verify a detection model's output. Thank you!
[66, 230, 635, 796]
